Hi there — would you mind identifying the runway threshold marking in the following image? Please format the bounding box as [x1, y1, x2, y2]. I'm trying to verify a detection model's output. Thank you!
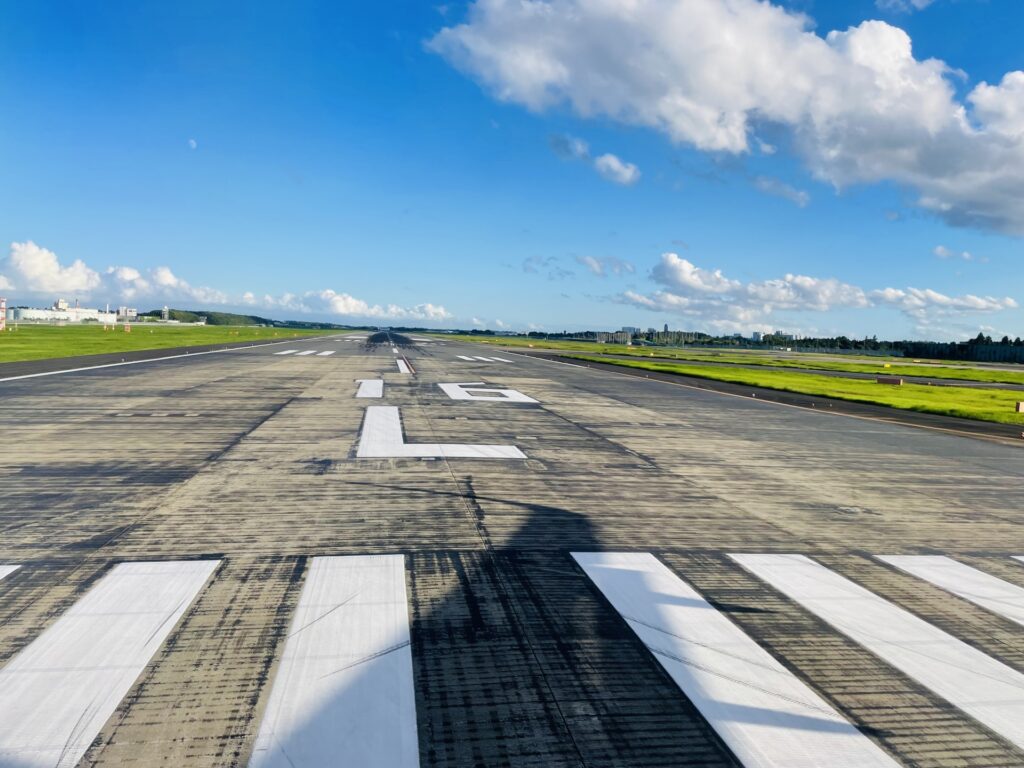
[295, 350, 318, 356]
[356, 379, 384, 398]
[249, 555, 419, 768]
[356, 406, 525, 459]
[732, 554, 1024, 751]
[473, 356, 494, 362]
[490, 356, 513, 362]
[574, 552, 898, 768]
[317, 350, 336, 357]
[274, 350, 299, 355]
[0, 565, 19, 582]
[0, 560, 220, 768]
[456, 355, 474, 361]
[879, 555, 1024, 627]
[396, 359, 412, 374]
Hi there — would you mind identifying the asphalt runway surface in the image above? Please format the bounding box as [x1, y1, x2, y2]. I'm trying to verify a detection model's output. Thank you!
[2, 332, 1024, 767]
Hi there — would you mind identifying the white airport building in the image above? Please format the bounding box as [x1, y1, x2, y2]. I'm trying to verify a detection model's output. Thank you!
[6, 298, 118, 324]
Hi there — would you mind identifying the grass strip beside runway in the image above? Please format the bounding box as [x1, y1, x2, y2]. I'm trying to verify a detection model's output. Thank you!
[0, 324, 339, 363]
[566, 354, 1024, 426]
[447, 335, 1024, 386]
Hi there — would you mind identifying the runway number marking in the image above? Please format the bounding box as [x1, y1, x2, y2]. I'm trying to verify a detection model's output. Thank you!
[733, 553, 1024, 751]
[438, 382, 537, 403]
[0, 560, 220, 768]
[249, 555, 419, 768]
[357, 406, 525, 458]
[575, 552, 898, 768]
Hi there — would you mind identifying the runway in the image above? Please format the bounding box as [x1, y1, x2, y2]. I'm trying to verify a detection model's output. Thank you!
[2, 332, 1024, 767]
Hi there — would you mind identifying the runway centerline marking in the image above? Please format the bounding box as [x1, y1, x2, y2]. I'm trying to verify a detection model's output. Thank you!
[732, 553, 1024, 751]
[396, 359, 412, 374]
[0, 560, 220, 768]
[438, 382, 538, 403]
[356, 406, 526, 459]
[574, 552, 897, 768]
[249, 555, 419, 768]
[879, 555, 1024, 627]
[356, 379, 385, 398]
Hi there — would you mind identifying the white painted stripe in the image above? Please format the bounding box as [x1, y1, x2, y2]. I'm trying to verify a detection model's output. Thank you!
[473, 356, 494, 362]
[0, 338, 331, 384]
[879, 555, 1024, 628]
[456, 355, 474, 361]
[732, 554, 1024, 751]
[249, 555, 419, 768]
[575, 552, 897, 768]
[274, 349, 299, 355]
[0, 560, 219, 768]
[396, 359, 411, 374]
[490, 356, 513, 363]
[316, 350, 336, 357]
[356, 379, 384, 398]
[392, 348, 399, 354]
[0, 565, 19, 582]
[295, 350, 317, 356]
[356, 406, 526, 459]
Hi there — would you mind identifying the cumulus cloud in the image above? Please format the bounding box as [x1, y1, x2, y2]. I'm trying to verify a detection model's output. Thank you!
[575, 255, 635, 277]
[431, 0, 1024, 233]
[2, 241, 101, 293]
[549, 133, 640, 185]
[753, 176, 810, 207]
[618, 252, 1015, 333]
[1, 241, 451, 322]
[593, 153, 641, 185]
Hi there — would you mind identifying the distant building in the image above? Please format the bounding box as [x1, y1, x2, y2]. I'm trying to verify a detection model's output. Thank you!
[117, 306, 138, 320]
[10, 298, 116, 324]
[751, 331, 763, 342]
[161, 305, 170, 321]
[663, 323, 669, 333]
[598, 331, 632, 344]
[620, 326, 641, 334]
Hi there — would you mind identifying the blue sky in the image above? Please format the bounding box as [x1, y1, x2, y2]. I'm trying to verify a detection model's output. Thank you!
[1, 0, 1022, 339]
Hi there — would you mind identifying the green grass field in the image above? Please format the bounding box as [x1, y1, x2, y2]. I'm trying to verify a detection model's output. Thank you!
[566, 354, 1024, 426]
[444, 334, 1024, 386]
[0, 324, 338, 363]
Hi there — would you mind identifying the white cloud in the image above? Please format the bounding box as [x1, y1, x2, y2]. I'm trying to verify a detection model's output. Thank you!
[593, 153, 641, 185]
[549, 134, 641, 186]
[575, 255, 635, 277]
[876, 0, 935, 12]
[618, 252, 1015, 332]
[188, 138, 198, 150]
[753, 176, 810, 207]
[652, 253, 739, 294]
[933, 244, 983, 262]
[3, 241, 101, 293]
[431, 1, 1024, 233]
[2, 241, 450, 322]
